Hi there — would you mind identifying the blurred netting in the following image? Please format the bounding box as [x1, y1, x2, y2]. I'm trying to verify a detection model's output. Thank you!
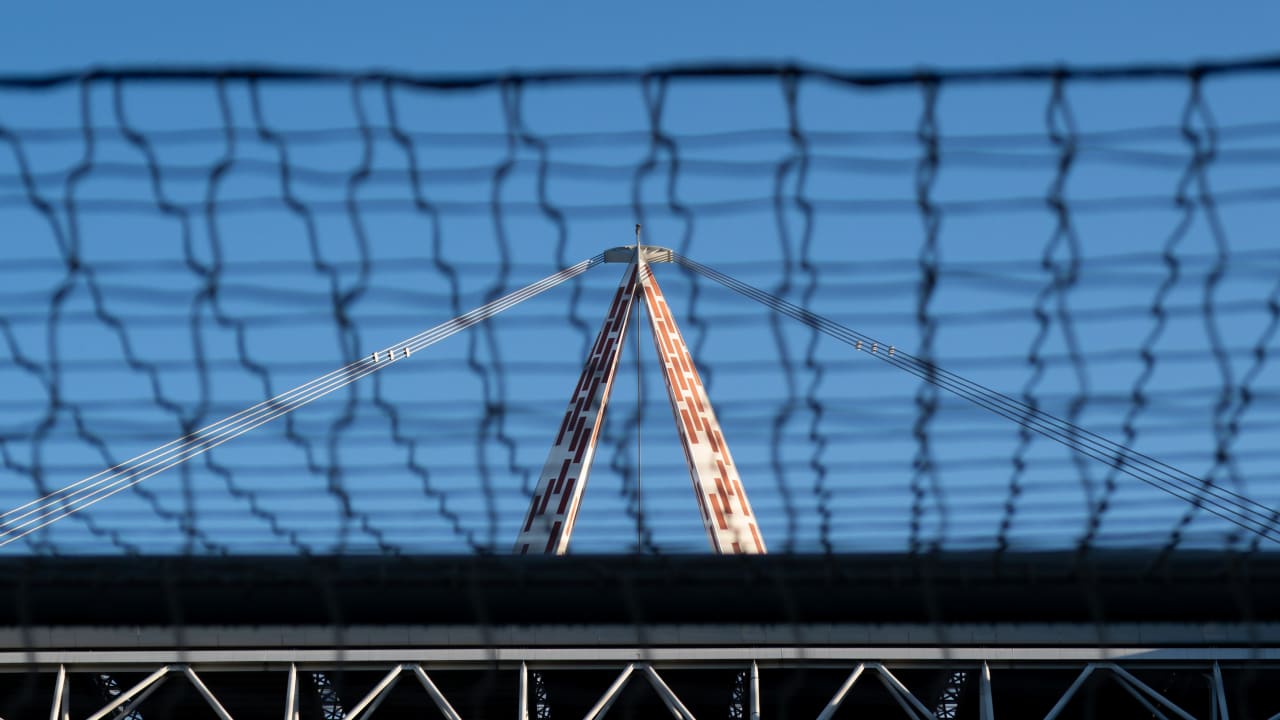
[1, 59, 1280, 556]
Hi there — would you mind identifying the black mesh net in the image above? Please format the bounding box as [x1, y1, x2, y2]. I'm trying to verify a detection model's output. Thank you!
[1, 55, 1280, 720]
[5, 61, 1280, 556]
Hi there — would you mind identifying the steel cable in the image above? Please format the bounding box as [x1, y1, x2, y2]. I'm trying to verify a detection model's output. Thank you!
[674, 252, 1280, 544]
[0, 256, 602, 546]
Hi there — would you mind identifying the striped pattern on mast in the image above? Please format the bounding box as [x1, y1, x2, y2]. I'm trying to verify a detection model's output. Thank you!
[515, 245, 766, 555]
[637, 260, 766, 554]
[515, 258, 639, 555]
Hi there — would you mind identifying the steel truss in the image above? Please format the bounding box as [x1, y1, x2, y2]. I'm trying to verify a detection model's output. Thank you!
[310, 670, 347, 720]
[20, 649, 1280, 720]
[934, 670, 968, 719]
[91, 673, 143, 720]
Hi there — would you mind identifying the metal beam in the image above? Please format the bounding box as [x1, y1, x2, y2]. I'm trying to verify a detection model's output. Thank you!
[1214, 661, 1230, 720]
[642, 665, 698, 720]
[519, 662, 529, 720]
[583, 663, 635, 720]
[873, 663, 937, 720]
[1043, 664, 1095, 720]
[1103, 663, 1197, 720]
[877, 671, 928, 719]
[979, 661, 994, 720]
[7, 621, 1280, 652]
[750, 661, 760, 720]
[816, 663, 865, 720]
[86, 665, 170, 720]
[285, 664, 299, 720]
[184, 666, 236, 720]
[345, 665, 404, 720]
[1112, 672, 1173, 720]
[410, 664, 464, 720]
[115, 678, 167, 720]
[358, 681, 397, 720]
[7, 644, 1280, 668]
[12, 660, 1280, 719]
[49, 664, 68, 720]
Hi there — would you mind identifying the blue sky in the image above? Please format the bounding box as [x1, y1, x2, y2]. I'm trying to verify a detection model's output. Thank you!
[2, 1, 1278, 73]
[1, 2, 1279, 555]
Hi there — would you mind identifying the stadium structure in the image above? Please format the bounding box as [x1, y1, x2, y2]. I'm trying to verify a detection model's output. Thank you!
[2, 58, 1280, 718]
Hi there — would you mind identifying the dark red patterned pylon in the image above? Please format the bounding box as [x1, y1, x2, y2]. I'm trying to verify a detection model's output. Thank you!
[514, 247, 765, 554]
[515, 258, 639, 555]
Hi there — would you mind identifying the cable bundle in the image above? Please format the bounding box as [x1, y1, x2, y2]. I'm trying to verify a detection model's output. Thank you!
[0, 256, 601, 548]
[674, 252, 1280, 546]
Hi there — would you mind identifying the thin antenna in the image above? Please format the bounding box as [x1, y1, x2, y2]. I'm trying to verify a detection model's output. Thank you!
[634, 224, 644, 553]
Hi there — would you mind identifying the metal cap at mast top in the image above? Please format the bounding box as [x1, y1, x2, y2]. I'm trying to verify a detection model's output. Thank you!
[602, 245, 674, 264]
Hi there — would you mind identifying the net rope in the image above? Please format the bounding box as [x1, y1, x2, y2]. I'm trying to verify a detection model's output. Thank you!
[0, 59, 1278, 555]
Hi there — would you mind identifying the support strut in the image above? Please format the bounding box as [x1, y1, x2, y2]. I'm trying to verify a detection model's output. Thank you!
[515, 244, 765, 554]
[515, 259, 640, 554]
[637, 261, 765, 553]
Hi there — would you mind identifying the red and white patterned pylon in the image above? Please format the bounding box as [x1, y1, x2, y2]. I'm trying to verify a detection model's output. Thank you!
[515, 246, 766, 555]
[514, 256, 639, 555]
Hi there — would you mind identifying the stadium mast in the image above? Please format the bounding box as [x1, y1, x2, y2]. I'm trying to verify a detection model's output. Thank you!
[514, 243, 766, 555]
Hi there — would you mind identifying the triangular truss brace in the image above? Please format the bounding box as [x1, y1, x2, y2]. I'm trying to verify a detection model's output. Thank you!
[515, 245, 766, 555]
[76, 665, 238, 720]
